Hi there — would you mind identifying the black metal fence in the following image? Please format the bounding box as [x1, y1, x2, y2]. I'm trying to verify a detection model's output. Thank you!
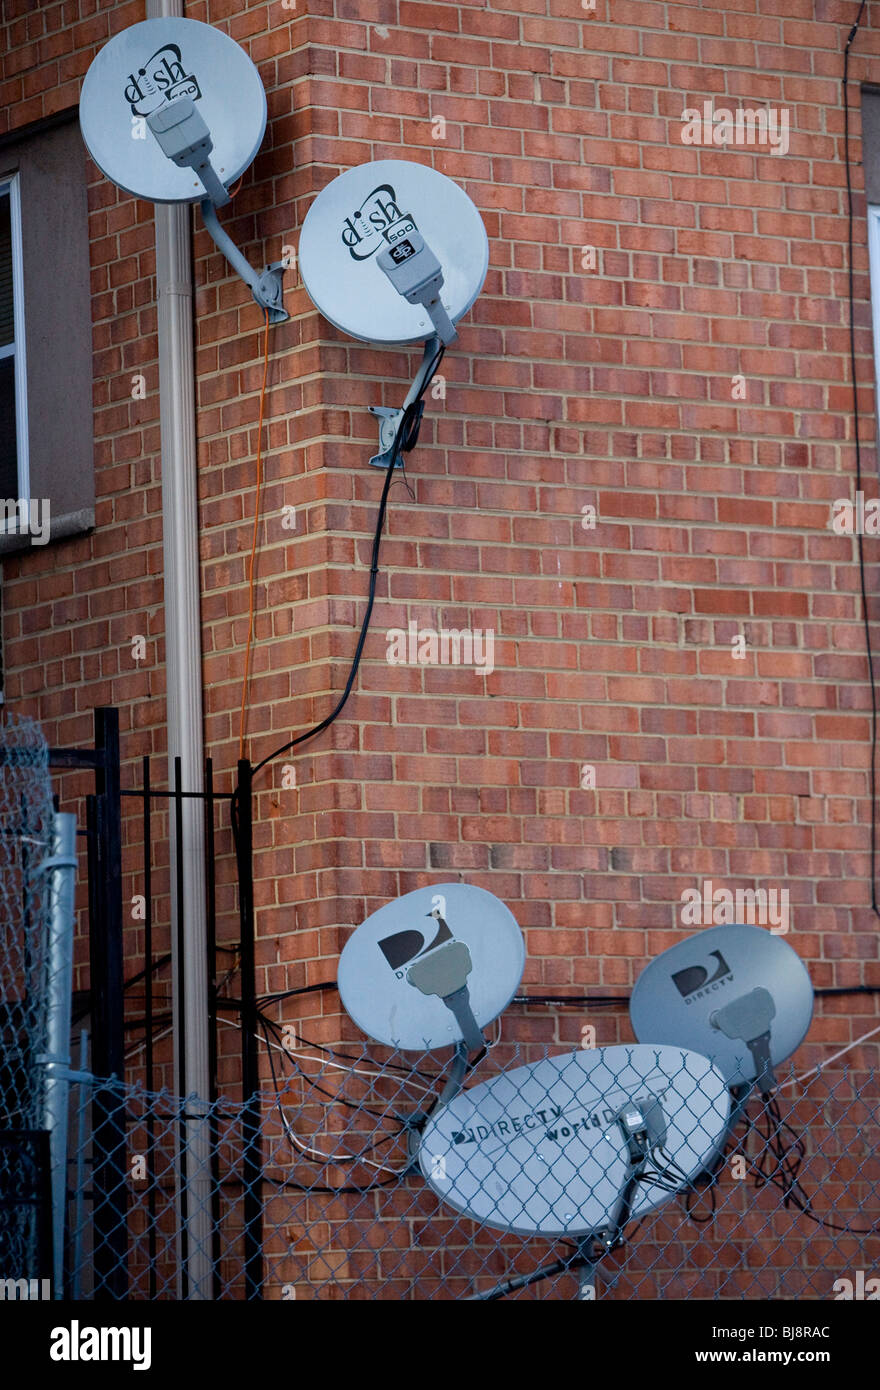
[1, 706, 260, 1300]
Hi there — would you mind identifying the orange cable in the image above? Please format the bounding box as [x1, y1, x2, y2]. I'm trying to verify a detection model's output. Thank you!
[238, 308, 272, 761]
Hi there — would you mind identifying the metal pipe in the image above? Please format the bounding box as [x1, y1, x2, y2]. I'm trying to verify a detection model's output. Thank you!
[147, 0, 212, 1300]
[42, 811, 77, 1299]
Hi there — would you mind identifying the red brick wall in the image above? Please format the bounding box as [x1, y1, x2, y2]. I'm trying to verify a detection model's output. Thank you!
[2, 0, 880, 1297]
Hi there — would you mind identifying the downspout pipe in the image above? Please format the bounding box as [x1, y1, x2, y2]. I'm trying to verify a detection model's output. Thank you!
[147, 0, 212, 1301]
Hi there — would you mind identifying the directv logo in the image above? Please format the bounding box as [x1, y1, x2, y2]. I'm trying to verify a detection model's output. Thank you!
[377, 902, 453, 977]
[450, 1104, 620, 1146]
[671, 950, 734, 1005]
[451, 1106, 565, 1145]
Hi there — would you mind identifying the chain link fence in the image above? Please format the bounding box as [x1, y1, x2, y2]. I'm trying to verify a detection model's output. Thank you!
[54, 1039, 880, 1301]
[1, 713, 877, 1301]
[0, 714, 56, 1285]
[0, 715, 54, 1127]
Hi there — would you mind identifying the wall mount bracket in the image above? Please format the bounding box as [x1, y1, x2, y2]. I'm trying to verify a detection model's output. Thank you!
[199, 201, 289, 325]
[146, 98, 288, 324]
[368, 335, 441, 468]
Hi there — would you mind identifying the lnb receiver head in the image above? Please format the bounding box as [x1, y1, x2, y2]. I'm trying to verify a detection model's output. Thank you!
[709, 986, 776, 1043]
[146, 97, 230, 208]
[710, 986, 777, 1095]
[147, 97, 212, 168]
[376, 231, 458, 345]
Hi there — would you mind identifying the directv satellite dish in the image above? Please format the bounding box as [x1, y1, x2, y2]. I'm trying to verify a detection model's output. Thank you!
[337, 883, 524, 1052]
[79, 18, 267, 204]
[299, 160, 489, 346]
[630, 925, 814, 1092]
[419, 1045, 730, 1238]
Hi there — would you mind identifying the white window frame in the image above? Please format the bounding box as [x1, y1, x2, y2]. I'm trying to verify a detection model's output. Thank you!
[0, 171, 30, 525]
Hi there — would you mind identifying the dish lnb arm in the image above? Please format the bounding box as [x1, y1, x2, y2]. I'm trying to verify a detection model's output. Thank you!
[199, 200, 288, 325]
[147, 97, 288, 325]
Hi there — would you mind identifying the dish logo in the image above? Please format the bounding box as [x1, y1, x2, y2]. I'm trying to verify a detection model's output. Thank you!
[377, 894, 452, 976]
[671, 950, 732, 1001]
[340, 183, 418, 261]
[124, 44, 202, 117]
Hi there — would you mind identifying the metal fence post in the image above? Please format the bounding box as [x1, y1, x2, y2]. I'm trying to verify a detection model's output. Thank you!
[141, 755, 157, 1298]
[205, 758, 222, 1298]
[42, 811, 77, 1299]
[88, 707, 128, 1299]
[236, 758, 263, 1299]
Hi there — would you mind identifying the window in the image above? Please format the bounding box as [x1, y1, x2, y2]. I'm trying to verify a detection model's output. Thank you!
[0, 174, 28, 511]
[0, 114, 94, 554]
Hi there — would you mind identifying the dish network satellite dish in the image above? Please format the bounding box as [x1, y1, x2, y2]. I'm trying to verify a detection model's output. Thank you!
[419, 1045, 730, 1238]
[80, 18, 289, 321]
[337, 883, 524, 1052]
[299, 159, 489, 347]
[630, 924, 814, 1094]
[299, 159, 489, 468]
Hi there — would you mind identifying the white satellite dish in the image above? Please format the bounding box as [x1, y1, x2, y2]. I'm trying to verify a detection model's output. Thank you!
[299, 160, 489, 345]
[79, 18, 267, 204]
[337, 883, 524, 1051]
[630, 924, 814, 1091]
[80, 19, 287, 322]
[418, 1045, 730, 1238]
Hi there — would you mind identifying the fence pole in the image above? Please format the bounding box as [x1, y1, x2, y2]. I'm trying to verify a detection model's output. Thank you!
[142, 755, 156, 1298]
[236, 758, 263, 1298]
[172, 757, 213, 1300]
[42, 811, 77, 1299]
[205, 758, 222, 1297]
[70, 1030, 89, 1300]
[88, 707, 128, 1299]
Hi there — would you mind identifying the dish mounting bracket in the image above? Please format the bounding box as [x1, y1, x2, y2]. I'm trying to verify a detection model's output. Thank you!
[368, 335, 442, 468]
[199, 199, 289, 325]
[144, 98, 288, 324]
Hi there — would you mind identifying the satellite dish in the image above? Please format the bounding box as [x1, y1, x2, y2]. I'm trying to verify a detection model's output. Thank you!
[337, 883, 524, 1051]
[630, 924, 814, 1090]
[418, 1044, 730, 1237]
[79, 18, 267, 204]
[299, 159, 489, 345]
